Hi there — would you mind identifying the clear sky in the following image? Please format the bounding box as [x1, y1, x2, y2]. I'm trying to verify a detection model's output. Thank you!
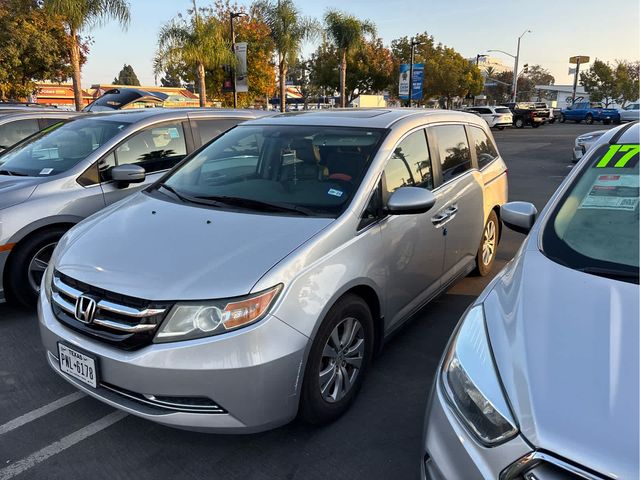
[82, 0, 640, 88]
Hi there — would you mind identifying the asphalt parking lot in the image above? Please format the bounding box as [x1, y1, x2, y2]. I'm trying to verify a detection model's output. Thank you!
[0, 123, 616, 480]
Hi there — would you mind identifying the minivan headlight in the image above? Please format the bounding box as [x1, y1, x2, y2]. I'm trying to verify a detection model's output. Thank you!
[43, 264, 54, 301]
[442, 305, 518, 446]
[155, 284, 282, 343]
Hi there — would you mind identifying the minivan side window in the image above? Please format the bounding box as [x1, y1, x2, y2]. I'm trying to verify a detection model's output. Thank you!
[469, 126, 499, 169]
[115, 122, 187, 173]
[432, 125, 472, 183]
[194, 119, 242, 146]
[383, 129, 433, 193]
[0, 119, 40, 148]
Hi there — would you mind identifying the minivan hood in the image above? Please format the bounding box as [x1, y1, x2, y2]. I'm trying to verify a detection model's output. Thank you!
[55, 192, 333, 300]
[0, 175, 41, 210]
[484, 248, 639, 479]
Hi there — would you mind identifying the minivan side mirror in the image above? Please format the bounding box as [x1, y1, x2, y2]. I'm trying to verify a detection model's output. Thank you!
[501, 201, 538, 234]
[111, 164, 146, 187]
[386, 187, 437, 215]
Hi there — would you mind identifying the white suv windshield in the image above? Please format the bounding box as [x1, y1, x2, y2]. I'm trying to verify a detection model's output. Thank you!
[162, 125, 385, 217]
[0, 118, 130, 177]
[542, 143, 639, 283]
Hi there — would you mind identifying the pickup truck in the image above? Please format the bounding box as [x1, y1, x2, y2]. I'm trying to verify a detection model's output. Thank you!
[560, 101, 620, 125]
[502, 102, 551, 128]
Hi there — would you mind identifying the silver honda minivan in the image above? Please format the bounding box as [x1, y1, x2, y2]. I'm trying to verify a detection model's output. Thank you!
[0, 108, 268, 306]
[39, 109, 508, 432]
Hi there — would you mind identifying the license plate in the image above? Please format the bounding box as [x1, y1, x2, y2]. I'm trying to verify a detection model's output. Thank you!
[58, 343, 98, 388]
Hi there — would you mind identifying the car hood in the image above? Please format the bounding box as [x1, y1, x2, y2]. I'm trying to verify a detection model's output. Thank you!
[55, 192, 334, 300]
[484, 247, 639, 479]
[0, 175, 42, 210]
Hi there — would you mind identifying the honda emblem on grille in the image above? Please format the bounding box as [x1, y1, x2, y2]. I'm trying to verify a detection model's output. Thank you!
[74, 295, 97, 324]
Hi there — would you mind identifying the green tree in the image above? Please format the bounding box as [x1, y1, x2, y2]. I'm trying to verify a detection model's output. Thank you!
[154, 1, 235, 107]
[160, 64, 184, 88]
[113, 64, 140, 86]
[309, 37, 394, 104]
[323, 10, 376, 108]
[614, 60, 640, 106]
[580, 59, 618, 106]
[44, 0, 131, 111]
[255, 0, 317, 112]
[0, 0, 76, 100]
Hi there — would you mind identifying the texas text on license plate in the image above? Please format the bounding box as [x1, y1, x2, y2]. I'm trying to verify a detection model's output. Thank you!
[58, 343, 98, 388]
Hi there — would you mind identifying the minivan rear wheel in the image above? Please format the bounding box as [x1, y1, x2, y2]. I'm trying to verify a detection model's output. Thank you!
[300, 294, 373, 425]
[7, 227, 66, 307]
[474, 210, 499, 277]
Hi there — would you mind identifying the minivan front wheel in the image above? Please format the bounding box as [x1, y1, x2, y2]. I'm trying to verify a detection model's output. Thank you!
[475, 210, 499, 277]
[300, 294, 373, 425]
[7, 227, 66, 307]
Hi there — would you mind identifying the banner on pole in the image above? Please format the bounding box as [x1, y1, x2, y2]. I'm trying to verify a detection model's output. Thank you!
[399, 63, 424, 100]
[234, 42, 248, 93]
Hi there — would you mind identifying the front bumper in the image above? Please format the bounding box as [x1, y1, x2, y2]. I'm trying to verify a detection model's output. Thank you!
[39, 290, 310, 433]
[421, 378, 531, 479]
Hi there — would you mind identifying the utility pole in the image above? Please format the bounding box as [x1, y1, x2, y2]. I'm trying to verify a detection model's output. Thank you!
[473, 54, 487, 106]
[511, 29, 531, 103]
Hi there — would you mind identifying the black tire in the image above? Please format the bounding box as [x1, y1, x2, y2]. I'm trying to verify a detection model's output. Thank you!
[585, 114, 594, 125]
[559, 114, 566, 123]
[474, 210, 499, 277]
[6, 227, 66, 307]
[496, 126, 505, 131]
[603, 119, 611, 125]
[514, 118, 525, 129]
[300, 294, 374, 425]
[531, 122, 540, 128]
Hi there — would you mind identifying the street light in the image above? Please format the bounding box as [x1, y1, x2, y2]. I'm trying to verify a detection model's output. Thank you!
[408, 37, 421, 108]
[230, 11, 248, 108]
[473, 54, 488, 106]
[487, 28, 531, 102]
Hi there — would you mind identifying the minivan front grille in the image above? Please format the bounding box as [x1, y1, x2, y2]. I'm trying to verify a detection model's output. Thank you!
[51, 271, 172, 350]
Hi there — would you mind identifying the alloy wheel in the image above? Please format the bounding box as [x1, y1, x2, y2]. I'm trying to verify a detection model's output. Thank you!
[319, 317, 365, 403]
[27, 242, 56, 293]
[482, 220, 496, 266]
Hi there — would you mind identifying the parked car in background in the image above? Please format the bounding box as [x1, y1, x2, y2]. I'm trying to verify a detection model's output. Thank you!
[421, 121, 638, 480]
[0, 110, 79, 154]
[39, 109, 508, 433]
[464, 106, 513, 130]
[619, 102, 640, 122]
[83, 88, 167, 112]
[502, 102, 550, 128]
[0, 108, 267, 306]
[572, 129, 609, 162]
[532, 102, 561, 123]
[560, 100, 620, 125]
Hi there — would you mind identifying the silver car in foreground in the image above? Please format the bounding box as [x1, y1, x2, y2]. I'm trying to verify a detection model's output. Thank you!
[421, 122, 638, 479]
[39, 109, 508, 433]
[0, 108, 267, 306]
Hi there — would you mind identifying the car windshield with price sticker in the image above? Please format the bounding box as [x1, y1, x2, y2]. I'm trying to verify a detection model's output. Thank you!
[542, 143, 639, 283]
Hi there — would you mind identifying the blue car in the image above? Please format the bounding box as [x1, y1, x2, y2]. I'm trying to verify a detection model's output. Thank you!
[560, 100, 620, 125]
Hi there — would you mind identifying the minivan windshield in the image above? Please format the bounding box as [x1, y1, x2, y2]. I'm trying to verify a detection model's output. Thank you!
[0, 118, 130, 177]
[542, 143, 639, 283]
[161, 125, 385, 217]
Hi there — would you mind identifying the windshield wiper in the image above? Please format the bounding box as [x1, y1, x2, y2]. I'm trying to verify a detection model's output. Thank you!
[0, 169, 28, 176]
[193, 195, 311, 216]
[577, 266, 639, 284]
[158, 184, 189, 203]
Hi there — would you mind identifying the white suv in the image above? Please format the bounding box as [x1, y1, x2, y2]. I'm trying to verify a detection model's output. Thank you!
[465, 106, 513, 130]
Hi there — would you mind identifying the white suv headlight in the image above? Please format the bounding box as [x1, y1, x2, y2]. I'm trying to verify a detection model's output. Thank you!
[442, 305, 518, 446]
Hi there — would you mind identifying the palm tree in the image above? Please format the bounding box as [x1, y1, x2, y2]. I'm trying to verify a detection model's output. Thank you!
[324, 10, 376, 108]
[154, 3, 234, 107]
[44, 0, 131, 111]
[255, 0, 317, 112]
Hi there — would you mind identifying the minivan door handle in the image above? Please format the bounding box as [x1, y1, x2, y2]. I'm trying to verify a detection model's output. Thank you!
[431, 212, 449, 227]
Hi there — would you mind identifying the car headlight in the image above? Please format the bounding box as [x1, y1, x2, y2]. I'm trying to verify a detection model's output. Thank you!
[155, 284, 282, 343]
[442, 305, 518, 446]
[43, 264, 54, 301]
